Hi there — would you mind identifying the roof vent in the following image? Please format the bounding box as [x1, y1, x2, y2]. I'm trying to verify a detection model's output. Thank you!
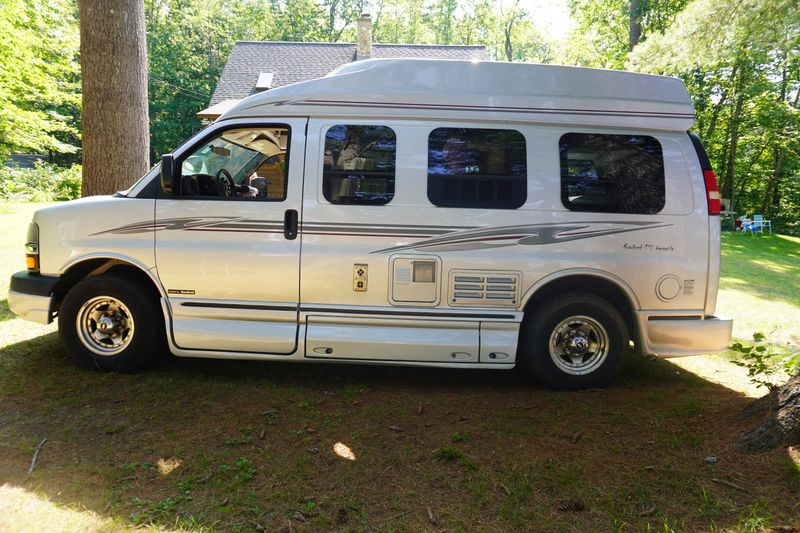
[255, 72, 274, 91]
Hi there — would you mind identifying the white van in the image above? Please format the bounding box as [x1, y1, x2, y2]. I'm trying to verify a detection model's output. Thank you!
[8, 59, 732, 389]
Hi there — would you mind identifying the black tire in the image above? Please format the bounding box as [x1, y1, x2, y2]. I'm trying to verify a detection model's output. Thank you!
[58, 273, 165, 372]
[519, 291, 628, 390]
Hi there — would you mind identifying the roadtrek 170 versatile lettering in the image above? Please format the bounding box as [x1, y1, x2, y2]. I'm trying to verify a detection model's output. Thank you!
[8, 59, 732, 389]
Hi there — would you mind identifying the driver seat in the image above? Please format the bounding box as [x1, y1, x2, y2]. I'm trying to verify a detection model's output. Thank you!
[180, 175, 199, 196]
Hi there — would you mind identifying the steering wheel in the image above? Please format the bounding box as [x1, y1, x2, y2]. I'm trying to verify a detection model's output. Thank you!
[216, 169, 234, 197]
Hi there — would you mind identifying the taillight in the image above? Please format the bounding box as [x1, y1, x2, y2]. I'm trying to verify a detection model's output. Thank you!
[703, 169, 721, 215]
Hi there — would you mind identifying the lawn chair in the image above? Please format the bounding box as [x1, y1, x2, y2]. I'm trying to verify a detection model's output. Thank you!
[753, 214, 772, 235]
[739, 216, 755, 235]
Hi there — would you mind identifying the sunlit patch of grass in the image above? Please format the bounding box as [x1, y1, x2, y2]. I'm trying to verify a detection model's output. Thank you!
[719, 233, 800, 346]
[0, 484, 192, 532]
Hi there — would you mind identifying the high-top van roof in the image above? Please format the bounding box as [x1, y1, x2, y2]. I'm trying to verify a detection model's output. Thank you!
[222, 58, 694, 131]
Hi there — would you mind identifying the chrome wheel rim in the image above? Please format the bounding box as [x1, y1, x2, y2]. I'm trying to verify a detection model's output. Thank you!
[76, 296, 135, 356]
[548, 315, 608, 375]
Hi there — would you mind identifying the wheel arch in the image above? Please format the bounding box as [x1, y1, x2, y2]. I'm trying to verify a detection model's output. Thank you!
[520, 269, 639, 342]
[52, 255, 164, 317]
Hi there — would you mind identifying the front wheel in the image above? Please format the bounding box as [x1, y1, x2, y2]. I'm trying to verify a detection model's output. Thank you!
[58, 274, 165, 372]
[519, 292, 628, 390]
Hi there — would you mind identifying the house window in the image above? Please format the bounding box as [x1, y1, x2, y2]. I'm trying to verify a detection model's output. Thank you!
[323, 125, 396, 205]
[560, 133, 665, 214]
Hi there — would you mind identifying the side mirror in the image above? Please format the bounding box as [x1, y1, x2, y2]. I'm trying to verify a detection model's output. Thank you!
[160, 154, 177, 194]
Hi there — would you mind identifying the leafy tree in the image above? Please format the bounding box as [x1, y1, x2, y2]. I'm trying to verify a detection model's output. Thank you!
[496, 3, 553, 63]
[629, 0, 800, 232]
[566, 0, 688, 68]
[146, 0, 244, 158]
[428, 0, 458, 44]
[373, 0, 430, 44]
[0, 0, 80, 161]
[323, 0, 369, 42]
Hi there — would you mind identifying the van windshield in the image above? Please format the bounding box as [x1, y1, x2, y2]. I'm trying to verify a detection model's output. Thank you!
[182, 139, 261, 184]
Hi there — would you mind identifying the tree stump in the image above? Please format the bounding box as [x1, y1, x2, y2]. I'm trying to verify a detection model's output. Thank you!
[738, 374, 800, 453]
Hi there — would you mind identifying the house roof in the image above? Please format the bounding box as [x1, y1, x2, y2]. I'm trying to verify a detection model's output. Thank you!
[208, 42, 490, 106]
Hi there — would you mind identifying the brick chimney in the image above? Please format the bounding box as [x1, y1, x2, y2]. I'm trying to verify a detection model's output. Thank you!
[356, 13, 371, 60]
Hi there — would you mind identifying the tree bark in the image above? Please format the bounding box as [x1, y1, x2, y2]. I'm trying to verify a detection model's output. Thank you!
[760, 149, 783, 214]
[703, 90, 726, 141]
[721, 67, 746, 205]
[80, 0, 150, 197]
[738, 374, 800, 453]
[628, 0, 642, 51]
[759, 66, 797, 215]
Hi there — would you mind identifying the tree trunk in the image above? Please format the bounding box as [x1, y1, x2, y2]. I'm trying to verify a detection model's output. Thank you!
[760, 149, 783, 214]
[504, 22, 514, 62]
[759, 66, 797, 215]
[80, 0, 150, 197]
[703, 90, 726, 141]
[628, 0, 642, 51]
[721, 69, 746, 204]
[738, 374, 800, 453]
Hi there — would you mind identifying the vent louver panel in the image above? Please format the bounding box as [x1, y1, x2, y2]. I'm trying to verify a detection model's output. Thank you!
[449, 270, 520, 307]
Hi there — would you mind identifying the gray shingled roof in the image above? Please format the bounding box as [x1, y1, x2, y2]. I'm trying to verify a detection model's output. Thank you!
[208, 42, 490, 106]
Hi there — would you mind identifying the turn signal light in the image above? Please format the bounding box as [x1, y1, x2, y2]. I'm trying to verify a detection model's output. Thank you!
[26, 254, 39, 271]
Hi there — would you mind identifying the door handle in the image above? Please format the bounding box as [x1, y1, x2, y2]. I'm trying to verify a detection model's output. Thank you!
[283, 209, 298, 240]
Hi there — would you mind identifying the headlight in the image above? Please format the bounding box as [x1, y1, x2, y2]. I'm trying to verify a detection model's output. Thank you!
[26, 222, 39, 272]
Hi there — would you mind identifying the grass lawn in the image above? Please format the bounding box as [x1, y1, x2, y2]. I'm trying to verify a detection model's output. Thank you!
[0, 203, 798, 532]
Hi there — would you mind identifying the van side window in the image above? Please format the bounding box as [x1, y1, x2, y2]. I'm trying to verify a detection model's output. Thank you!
[559, 133, 665, 214]
[176, 127, 289, 200]
[427, 128, 527, 209]
[323, 125, 396, 205]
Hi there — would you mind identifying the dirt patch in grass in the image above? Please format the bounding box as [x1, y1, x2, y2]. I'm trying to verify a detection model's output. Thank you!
[1, 333, 799, 532]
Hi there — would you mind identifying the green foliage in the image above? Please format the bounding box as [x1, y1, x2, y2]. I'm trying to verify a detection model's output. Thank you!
[628, 0, 800, 234]
[432, 446, 464, 461]
[566, 0, 688, 68]
[0, 162, 81, 201]
[0, 0, 81, 160]
[233, 458, 256, 484]
[730, 333, 800, 390]
[738, 501, 773, 532]
[451, 431, 471, 442]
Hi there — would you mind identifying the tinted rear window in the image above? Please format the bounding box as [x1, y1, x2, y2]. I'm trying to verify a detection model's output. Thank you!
[560, 133, 665, 214]
[323, 125, 396, 205]
[427, 128, 527, 209]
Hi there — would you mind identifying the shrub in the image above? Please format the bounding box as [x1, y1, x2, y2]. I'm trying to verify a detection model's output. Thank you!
[0, 161, 81, 201]
[730, 332, 800, 390]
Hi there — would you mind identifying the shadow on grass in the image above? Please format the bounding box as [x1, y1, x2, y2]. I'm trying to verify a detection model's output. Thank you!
[1, 332, 798, 532]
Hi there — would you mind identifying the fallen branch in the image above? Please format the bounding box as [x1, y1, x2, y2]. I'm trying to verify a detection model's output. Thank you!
[711, 477, 746, 492]
[27, 438, 47, 476]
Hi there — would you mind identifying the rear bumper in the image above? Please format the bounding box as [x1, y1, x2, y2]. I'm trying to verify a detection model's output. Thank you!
[7, 271, 58, 325]
[636, 311, 732, 357]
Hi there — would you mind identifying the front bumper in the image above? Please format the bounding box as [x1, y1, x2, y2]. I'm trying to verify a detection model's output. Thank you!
[8, 271, 59, 325]
[636, 311, 732, 357]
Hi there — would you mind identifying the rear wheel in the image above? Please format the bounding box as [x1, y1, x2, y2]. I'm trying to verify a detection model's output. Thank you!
[520, 292, 628, 389]
[58, 273, 165, 371]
